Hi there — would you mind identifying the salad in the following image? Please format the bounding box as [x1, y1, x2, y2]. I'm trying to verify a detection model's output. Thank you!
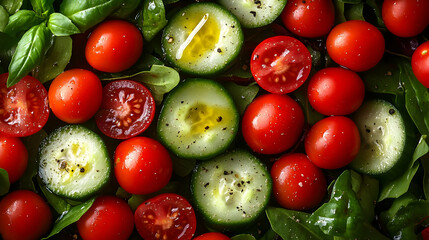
[1, 0, 429, 239]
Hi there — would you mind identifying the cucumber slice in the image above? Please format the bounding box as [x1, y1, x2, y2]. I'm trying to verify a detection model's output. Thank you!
[157, 78, 239, 160]
[38, 125, 111, 200]
[191, 149, 272, 231]
[218, 0, 287, 28]
[162, 2, 243, 75]
[350, 99, 415, 178]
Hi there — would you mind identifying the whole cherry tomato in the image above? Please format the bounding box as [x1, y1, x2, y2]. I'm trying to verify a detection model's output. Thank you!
[412, 41, 429, 88]
[0, 136, 27, 184]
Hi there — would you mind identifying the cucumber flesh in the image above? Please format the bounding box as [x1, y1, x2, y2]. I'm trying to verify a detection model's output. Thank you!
[38, 125, 111, 200]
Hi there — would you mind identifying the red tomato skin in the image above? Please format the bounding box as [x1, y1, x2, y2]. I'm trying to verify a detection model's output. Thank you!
[326, 20, 385, 72]
[242, 94, 305, 155]
[193, 232, 231, 240]
[382, 0, 429, 38]
[422, 226, 429, 240]
[412, 41, 429, 88]
[271, 153, 327, 210]
[85, 20, 143, 73]
[0, 190, 52, 240]
[0, 74, 49, 137]
[250, 36, 312, 94]
[48, 69, 102, 124]
[114, 137, 173, 195]
[281, 0, 335, 38]
[135, 193, 196, 240]
[307, 67, 365, 116]
[77, 196, 134, 240]
[305, 116, 361, 169]
[0, 137, 28, 184]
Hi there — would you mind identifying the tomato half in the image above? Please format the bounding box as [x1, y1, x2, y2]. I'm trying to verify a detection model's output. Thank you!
[412, 41, 429, 88]
[134, 193, 196, 240]
[85, 20, 143, 73]
[305, 116, 361, 169]
[193, 232, 231, 240]
[382, 0, 429, 38]
[271, 153, 327, 210]
[48, 69, 103, 124]
[77, 196, 134, 240]
[0, 137, 28, 184]
[281, 0, 335, 38]
[326, 20, 385, 72]
[250, 36, 312, 94]
[242, 94, 305, 155]
[0, 190, 52, 240]
[307, 67, 365, 116]
[114, 137, 172, 195]
[0, 74, 49, 137]
[95, 80, 155, 139]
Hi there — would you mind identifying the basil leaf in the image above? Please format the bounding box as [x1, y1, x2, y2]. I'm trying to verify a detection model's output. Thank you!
[366, 0, 384, 27]
[99, 54, 163, 80]
[48, 13, 80, 36]
[0, 0, 23, 14]
[231, 234, 257, 240]
[139, 0, 167, 42]
[0, 168, 10, 195]
[30, 0, 54, 15]
[33, 35, 72, 83]
[4, 10, 45, 38]
[223, 81, 259, 116]
[7, 22, 52, 87]
[42, 198, 95, 240]
[259, 228, 277, 240]
[0, 5, 8, 31]
[110, 0, 141, 19]
[163, 0, 180, 4]
[345, 3, 365, 21]
[171, 155, 196, 177]
[60, 0, 124, 32]
[0, 32, 17, 68]
[132, 64, 180, 104]
[293, 82, 325, 125]
[39, 180, 71, 214]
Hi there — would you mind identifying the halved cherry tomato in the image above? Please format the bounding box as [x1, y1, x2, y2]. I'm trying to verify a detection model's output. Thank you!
[134, 193, 196, 240]
[77, 196, 134, 240]
[95, 80, 155, 139]
[250, 36, 312, 94]
[0, 74, 49, 137]
[193, 232, 231, 240]
[0, 136, 28, 184]
[412, 41, 429, 88]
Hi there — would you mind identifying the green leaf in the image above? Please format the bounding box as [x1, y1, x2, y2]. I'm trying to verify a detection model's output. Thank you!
[259, 228, 277, 240]
[42, 198, 95, 240]
[266, 207, 328, 240]
[99, 54, 163, 80]
[30, 0, 54, 15]
[33, 35, 72, 83]
[48, 13, 80, 36]
[60, 0, 124, 32]
[378, 136, 428, 201]
[333, 0, 347, 23]
[0, 0, 23, 14]
[0, 5, 8, 31]
[171, 154, 196, 177]
[365, 0, 385, 27]
[132, 64, 180, 104]
[344, 3, 365, 21]
[39, 180, 71, 214]
[352, 171, 379, 221]
[7, 22, 52, 87]
[292, 82, 325, 125]
[4, 10, 45, 38]
[231, 234, 257, 240]
[110, 0, 141, 19]
[0, 168, 10, 195]
[0, 32, 17, 69]
[139, 0, 167, 42]
[223, 81, 259, 116]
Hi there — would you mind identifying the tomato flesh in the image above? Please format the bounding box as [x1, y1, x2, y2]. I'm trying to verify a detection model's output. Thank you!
[250, 36, 311, 94]
[96, 80, 155, 139]
[0, 74, 49, 137]
[135, 193, 196, 240]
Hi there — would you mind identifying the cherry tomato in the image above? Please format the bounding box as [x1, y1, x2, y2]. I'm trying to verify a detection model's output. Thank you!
[412, 41, 429, 88]
[0, 190, 52, 240]
[48, 69, 102, 124]
[326, 20, 385, 72]
[307, 67, 365, 116]
[382, 0, 429, 38]
[85, 20, 143, 73]
[0, 73, 49, 137]
[193, 232, 231, 240]
[242, 94, 305, 155]
[0, 137, 27, 184]
[114, 137, 172, 195]
[95, 80, 155, 139]
[77, 195, 134, 240]
[422, 226, 429, 240]
[305, 116, 361, 169]
[271, 153, 326, 210]
[135, 193, 196, 240]
[250, 36, 312, 94]
[281, 0, 335, 38]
